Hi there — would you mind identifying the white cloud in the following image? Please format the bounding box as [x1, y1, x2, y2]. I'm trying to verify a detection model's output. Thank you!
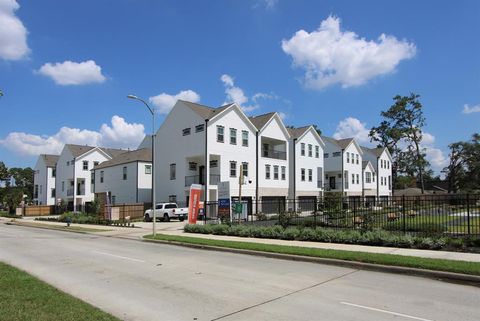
[256, 0, 278, 9]
[420, 131, 447, 172]
[0, 116, 145, 156]
[149, 90, 200, 114]
[0, 0, 29, 60]
[333, 117, 370, 144]
[37, 60, 106, 85]
[221, 74, 259, 112]
[281, 15, 416, 89]
[278, 112, 287, 120]
[462, 104, 480, 114]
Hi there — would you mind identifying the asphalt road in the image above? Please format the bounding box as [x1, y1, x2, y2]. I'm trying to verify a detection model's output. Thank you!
[0, 224, 478, 321]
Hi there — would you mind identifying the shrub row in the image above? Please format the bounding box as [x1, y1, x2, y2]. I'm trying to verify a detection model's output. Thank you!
[184, 224, 480, 251]
[35, 213, 135, 227]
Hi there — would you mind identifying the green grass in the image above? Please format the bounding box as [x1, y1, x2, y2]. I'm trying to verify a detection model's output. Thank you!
[451, 217, 480, 234]
[21, 222, 111, 233]
[145, 233, 480, 276]
[0, 262, 119, 321]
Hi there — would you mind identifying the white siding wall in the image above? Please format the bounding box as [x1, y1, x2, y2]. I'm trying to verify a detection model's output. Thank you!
[74, 150, 111, 205]
[207, 107, 257, 199]
[290, 130, 324, 196]
[56, 148, 74, 202]
[323, 140, 342, 172]
[95, 162, 143, 204]
[343, 143, 363, 194]
[137, 161, 153, 203]
[155, 101, 206, 203]
[377, 150, 392, 196]
[258, 117, 289, 193]
[363, 165, 376, 193]
[33, 157, 55, 205]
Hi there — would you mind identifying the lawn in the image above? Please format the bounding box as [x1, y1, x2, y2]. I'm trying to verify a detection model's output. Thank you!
[0, 262, 119, 321]
[145, 233, 480, 276]
[20, 222, 111, 233]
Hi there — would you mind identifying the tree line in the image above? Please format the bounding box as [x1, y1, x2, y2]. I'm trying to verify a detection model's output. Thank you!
[0, 162, 34, 213]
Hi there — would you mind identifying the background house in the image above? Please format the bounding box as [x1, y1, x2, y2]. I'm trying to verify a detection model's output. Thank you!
[33, 154, 59, 205]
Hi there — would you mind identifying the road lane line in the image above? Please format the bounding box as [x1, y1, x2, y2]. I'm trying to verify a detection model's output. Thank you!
[92, 250, 146, 263]
[340, 302, 433, 321]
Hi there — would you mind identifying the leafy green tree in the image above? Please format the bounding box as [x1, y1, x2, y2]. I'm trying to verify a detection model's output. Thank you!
[4, 187, 23, 214]
[370, 93, 430, 193]
[8, 167, 34, 199]
[0, 161, 8, 181]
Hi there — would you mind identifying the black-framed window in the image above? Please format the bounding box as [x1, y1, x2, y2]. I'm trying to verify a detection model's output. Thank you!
[308, 169, 312, 182]
[145, 165, 152, 174]
[242, 162, 248, 178]
[242, 130, 248, 147]
[170, 164, 176, 180]
[182, 128, 191, 136]
[301, 143, 305, 156]
[123, 166, 127, 180]
[83, 160, 88, 171]
[301, 168, 305, 181]
[230, 161, 237, 177]
[265, 165, 271, 179]
[308, 144, 312, 157]
[217, 125, 224, 143]
[315, 146, 319, 158]
[273, 165, 279, 180]
[100, 171, 104, 183]
[281, 166, 286, 180]
[195, 124, 204, 133]
[230, 128, 237, 145]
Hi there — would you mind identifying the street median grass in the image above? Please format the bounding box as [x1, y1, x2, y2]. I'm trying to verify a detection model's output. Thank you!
[0, 262, 119, 321]
[12, 221, 111, 233]
[144, 233, 480, 276]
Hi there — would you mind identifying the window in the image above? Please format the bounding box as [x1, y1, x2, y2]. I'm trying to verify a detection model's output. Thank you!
[182, 128, 191, 136]
[100, 171, 104, 183]
[217, 126, 224, 143]
[67, 161, 69, 166]
[145, 165, 152, 174]
[388, 176, 391, 189]
[52, 169, 56, 178]
[195, 124, 204, 133]
[94, 161, 99, 167]
[111, 196, 116, 206]
[381, 160, 384, 169]
[372, 173, 375, 182]
[356, 174, 359, 184]
[308, 144, 312, 157]
[83, 160, 88, 171]
[230, 161, 237, 177]
[263, 143, 269, 157]
[230, 128, 237, 145]
[242, 162, 248, 178]
[242, 130, 248, 147]
[170, 164, 176, 180]
[308, 169, 312, 182]
[352, 174, 355, 184]
[301, 143, 305, 156]
[346, 152, 350, 163]
[123, 166, 127, 180]
[210, 160, 218, 168]
[62, 181, 65, 191]
[189, 162, 197, 171]
[315, 146, 319, 158]
[281, 166, 286, 180]
[301, 168, 306, 181]
[91, 172, 95, 185]
[169, 195, 177, 202]
[51, 188, 55, 198]
[265, 165, 271, 179]
[273, 165, 279, 180]
[39, 185, 42, 195]
[387, 160, 390, 169]
[356, 154, 359, 165]
[365, 172, 371, 183]
[333, 152, 341, 157]
[324, 153, 329, 158]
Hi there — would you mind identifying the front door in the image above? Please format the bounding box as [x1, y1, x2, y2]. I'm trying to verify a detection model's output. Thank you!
[199, 166, 205, 185]
[329, 176, 336, 189]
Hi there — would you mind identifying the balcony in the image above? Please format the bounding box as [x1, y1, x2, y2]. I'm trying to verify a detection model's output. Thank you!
[185, 174, 221, 187]
[262, 149, 287, 160]
[324, 182, 348, 191]
[67, 188, 74, 196]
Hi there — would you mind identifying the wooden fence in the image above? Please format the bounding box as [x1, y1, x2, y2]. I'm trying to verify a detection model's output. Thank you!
[102, 203, 147, 221]
[18, 205, 56, 216]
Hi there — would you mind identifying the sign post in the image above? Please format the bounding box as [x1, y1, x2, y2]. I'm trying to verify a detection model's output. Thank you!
[217, 181, 231, 222]
[188, 184, 202, 224]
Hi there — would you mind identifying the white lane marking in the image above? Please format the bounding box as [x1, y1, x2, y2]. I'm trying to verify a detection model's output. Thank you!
[92, 250, 146, 263]
[340, 302, 434, 321]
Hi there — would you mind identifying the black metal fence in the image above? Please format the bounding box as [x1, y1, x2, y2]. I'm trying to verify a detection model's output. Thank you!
[202, 194, 480, 237]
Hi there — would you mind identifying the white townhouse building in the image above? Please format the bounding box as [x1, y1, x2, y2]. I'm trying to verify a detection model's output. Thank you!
[362, 160, 377, 201]
[33, 154, 59, 205]
[361, 146, 393, 199]
[287, 126, 325, 209]
[56, 144, 125, 211]
[249, 112, 291, 213]
[154, 100, 258, 213]
[322, 137, 364, 198]
[93, 148, 152, 205]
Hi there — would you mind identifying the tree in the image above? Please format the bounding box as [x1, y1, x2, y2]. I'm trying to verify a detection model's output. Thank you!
[370, 93, 430, 193]
[4, 187, 23, 214]
[8, 167, 34, 199]
[312, 125, 322, 136]
[0, 161, 8, 181]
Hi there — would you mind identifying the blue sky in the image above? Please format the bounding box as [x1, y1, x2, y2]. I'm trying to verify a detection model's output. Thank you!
[0, 0, 479, 173]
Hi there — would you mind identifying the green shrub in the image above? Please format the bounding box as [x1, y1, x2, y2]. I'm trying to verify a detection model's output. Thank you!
[383, 220, 446, 234]
[281, 227, 301, 240]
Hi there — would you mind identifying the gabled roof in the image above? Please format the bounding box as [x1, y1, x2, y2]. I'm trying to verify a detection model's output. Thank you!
[249, 112, 276, 131]
[336, 138, 355, 149]
[93, 149, 152, 170]
[321, 136, 362, 153]
[101, 147, 126, 158]
[286, 126, 310, 139]
[41, 154, 59, 167]
[362, 161, 375, 172]
[361, 146, 385, 158]
[179, 100, 233, 120]
[66, 144, 96, 158]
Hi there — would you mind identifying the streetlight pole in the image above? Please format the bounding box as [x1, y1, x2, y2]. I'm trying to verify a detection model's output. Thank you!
[127, 94, 156, 236]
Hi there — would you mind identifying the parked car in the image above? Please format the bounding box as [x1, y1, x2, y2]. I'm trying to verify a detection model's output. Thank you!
[144, 203, 188, 222]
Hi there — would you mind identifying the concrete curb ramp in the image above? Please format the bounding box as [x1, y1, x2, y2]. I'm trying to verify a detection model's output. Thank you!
[143, 238, 480, 288]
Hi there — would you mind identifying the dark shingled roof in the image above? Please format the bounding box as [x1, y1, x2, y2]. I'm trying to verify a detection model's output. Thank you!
[249, 112, 276, 130]
[179, 100, 233, 120]
[93, 148, 152, 170]
[287, 126, 310, 139]
[361, 146, 386, 158]
[41, 154, 59, 167]
[362, 161, 370, 170]
[321, 136, 355, 149]
[66, 144, 125, 158]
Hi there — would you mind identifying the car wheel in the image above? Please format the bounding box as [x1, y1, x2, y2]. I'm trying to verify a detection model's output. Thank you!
[179, 217, 185, 222]
[163, 213, 170, 222]
[144, 214, 151, 222]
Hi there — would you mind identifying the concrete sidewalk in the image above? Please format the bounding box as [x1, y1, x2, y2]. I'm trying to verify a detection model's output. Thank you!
[3, 216, 480, 263]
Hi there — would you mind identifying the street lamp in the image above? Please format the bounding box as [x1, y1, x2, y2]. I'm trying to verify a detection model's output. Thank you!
[127, 94, 157, 236]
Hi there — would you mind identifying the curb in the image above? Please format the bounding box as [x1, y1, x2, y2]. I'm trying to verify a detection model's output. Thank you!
[6, 221, 94, 235]
[142, 238, 480, 287]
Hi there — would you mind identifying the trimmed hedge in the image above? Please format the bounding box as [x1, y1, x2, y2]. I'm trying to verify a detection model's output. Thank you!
[184, 224, 480, 252]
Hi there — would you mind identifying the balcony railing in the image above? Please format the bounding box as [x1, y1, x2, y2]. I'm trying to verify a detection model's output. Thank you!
[67, 188, 74, 196]
[317, 180, 323, 189]
[324, 182, 348, 191]
[185, 174, 221, 187]
[262, 149, 287, 160]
